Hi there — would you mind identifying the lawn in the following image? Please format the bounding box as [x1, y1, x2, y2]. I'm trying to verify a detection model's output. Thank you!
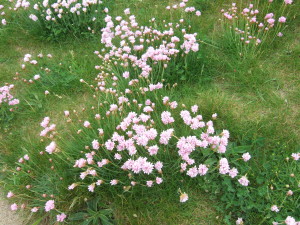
[0, 0, 299, 224]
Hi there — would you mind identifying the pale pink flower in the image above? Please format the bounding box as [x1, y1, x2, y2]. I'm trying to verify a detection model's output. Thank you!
[191, 105, 198, 113]
[265, 13, 274, 20]
[219, 158, 230, 174]
[64, 111, 70, 117]
[285, 216, 296, 225]
[236, 218, 243, 225]
[180, 192, 188, 202]
[291, 153, 300, 160]
[122, 71, 130, 79]
[110, 179, 118, 185]
[278, 16, 286, 23]
[33, 74, 40, 80]
[31, 207, 38, 212]
[148, 145, 159, 155]
[45, 141, 56, 154]
[11, 203, 18, 211]
[56, 213, 67, 222]
[212, 113, 217, 119]
[284, 0, 293, 4]
[45, 200, 55, 212]
[83, 121, 91, 128]
[154, 161, 163, 171]
[195, 11, 201, 16]
[146, 180, 153, 187]
[277, 32, 283, 37]
[124, 8, 130, 15]
[156, 177, 163, 184]
[242, 152, 251, 162]
[187, 166, 198, 177]
[88, 183, 95, 192]
[198, 164, 208, 176]
[271, 205, 280, 212]
[229, 168, 238, 178]
[68, 183, 77, 190]
[92, 140, 100, 150]
[238, 176, 249, 186]
[7, 191, 14, 198]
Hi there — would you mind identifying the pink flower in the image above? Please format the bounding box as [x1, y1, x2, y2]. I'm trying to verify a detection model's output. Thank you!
[33, 74, 40, 80]
[271, 205, 280, 212]
[57, 213, 67, 222]
[11, 203, 18, 211]
[83, 121, 91, 128]
[2, 19, 6, 25]
[285, 216, 296, 225]
[40, 117, 50, 128]
[277, 32, 283, 37]
[291, 153, 299, 160]
[242, 152, 251, 162]
[122, 71, 130, 79]
[191, 105, 198, 113]
[180, 192, 188, 202]
[68, 183, 77, 190]
[198, 164, 208, 176]
[156, 177, 163, 184]
[229, 168, 238, 178]
[110, 179, 118, 185]
[265, 13, 274, 20]
[45, 141, 56, 154]
[148, 145, 159, 155]
[284, 0, 293, 4]
[278, 16, 286, 23]
[161, 111, 175, 124]
[31, 207, 38, 212]
[88, 183, 95, 192]
[105, 139, 115, 150]
[7, 191, 14, 198]
[159, 129, 174, 145]
[195, 11, 201, 16]
[124, 8, 130, 15]
[155, 161, 163, 171]
[45, 200, 55, 212]
[92, 139, 100, 150]
[236, 218, 243, 225]
[146, 180, 153, 187]
[267, 18, 275, 25]
[219, 158, 230, 174]
[238, 176, 249, 186]
[187, 166, 198, 177]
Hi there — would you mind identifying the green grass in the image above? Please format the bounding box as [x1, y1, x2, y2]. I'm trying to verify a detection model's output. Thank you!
[0, 0, 299, 224]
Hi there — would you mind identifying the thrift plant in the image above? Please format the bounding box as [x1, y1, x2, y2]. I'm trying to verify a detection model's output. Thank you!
[220, 1, 292, 57]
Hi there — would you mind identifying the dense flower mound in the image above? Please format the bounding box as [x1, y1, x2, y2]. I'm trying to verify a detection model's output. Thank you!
[1, 0, 109, 38]
[98, 6, 200, 82]
[220, 0, 293, 56]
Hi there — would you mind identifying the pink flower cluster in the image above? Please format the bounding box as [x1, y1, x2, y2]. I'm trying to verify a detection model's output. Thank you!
[0, 84, 20, 108]
[98, 5, 200, 80]
[221, 1, 291, 49]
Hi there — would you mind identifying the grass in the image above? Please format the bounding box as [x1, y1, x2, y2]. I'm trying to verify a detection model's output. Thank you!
[0, 0, 299, 224]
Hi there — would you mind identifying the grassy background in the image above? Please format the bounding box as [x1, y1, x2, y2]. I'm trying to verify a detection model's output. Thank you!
[0, 0, 299, 224]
